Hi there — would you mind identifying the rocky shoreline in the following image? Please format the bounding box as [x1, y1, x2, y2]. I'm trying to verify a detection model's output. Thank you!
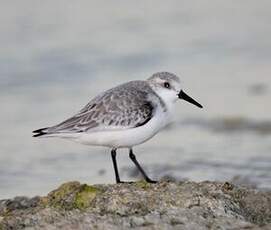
[0, 180, 270, 229]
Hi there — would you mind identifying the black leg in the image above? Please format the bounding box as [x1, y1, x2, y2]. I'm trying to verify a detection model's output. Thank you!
[129, 149, 157, 183]
[111, 149, 121, 183]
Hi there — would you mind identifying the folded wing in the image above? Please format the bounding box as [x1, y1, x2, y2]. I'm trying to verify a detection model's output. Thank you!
[33, 81, 155, 136]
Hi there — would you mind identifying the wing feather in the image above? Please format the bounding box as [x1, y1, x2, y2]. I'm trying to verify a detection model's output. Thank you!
[46, 81, 156, 134]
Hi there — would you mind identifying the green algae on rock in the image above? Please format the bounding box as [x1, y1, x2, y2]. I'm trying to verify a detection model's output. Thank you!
[45, 181, 101, 210]
[0, 181, 271, 229]
[75, 184, 101, 210]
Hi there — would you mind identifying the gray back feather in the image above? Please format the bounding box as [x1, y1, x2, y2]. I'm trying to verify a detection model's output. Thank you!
[47, 81, 160, 134]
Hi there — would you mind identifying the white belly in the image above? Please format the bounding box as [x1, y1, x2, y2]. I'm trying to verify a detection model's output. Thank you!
[74, 108, 172, 148]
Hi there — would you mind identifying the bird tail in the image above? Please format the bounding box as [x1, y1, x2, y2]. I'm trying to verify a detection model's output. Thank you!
[32, 127, 50, 137]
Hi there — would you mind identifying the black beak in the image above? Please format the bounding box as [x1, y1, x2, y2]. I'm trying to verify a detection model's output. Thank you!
[178, 90, 203, 108]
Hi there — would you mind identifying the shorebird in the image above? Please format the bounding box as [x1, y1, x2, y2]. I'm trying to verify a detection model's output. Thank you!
[33, 72, 203, 183]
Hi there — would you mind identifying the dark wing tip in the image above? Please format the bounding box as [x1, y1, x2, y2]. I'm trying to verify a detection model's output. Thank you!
[32, 128, 48, 137]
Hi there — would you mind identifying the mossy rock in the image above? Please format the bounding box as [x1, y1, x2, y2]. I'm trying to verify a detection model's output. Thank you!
[75, 184, 100, 210]
[45, 181, 101, 210]
[1, 181, 271, 229]
[134, 180, 153, 190]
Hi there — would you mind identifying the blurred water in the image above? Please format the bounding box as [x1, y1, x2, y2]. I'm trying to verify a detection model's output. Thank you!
[0, 0, 271, 198]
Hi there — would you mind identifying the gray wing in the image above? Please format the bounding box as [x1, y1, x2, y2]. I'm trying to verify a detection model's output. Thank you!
[47, 81, 156, 134]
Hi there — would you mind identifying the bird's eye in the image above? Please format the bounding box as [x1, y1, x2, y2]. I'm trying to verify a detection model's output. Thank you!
[164, 82, 170, 89]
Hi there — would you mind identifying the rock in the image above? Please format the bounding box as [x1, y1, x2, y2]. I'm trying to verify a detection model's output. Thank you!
[0, 181, 270, 229]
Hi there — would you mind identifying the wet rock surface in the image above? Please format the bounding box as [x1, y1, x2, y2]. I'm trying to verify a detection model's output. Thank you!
[0, 181, 270, 229]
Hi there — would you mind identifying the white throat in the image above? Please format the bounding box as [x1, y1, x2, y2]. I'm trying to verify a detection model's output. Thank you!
[155, 88, 178, 109]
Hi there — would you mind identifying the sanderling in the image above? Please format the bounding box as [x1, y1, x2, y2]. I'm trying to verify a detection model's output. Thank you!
[33, 72, 203, 183]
